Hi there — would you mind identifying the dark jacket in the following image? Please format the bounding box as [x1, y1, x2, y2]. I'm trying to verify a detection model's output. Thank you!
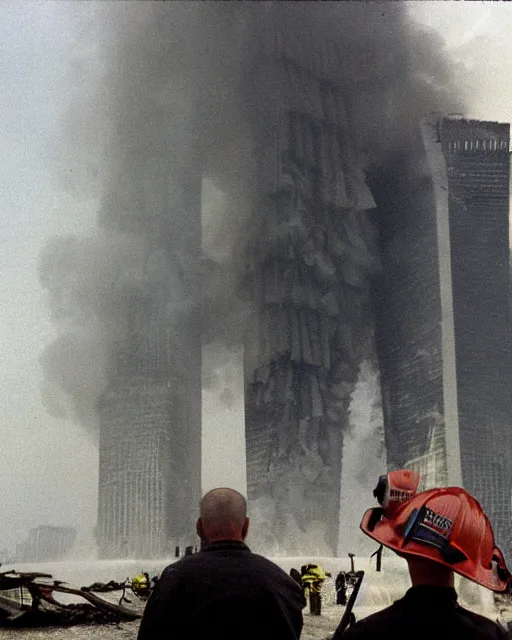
[332, 585, 507, 640]
[137, 540, 305, 640]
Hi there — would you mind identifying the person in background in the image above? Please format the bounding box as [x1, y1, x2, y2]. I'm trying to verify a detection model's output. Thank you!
[131, 572, 150, 599]
[333, 470, 511, 640]
[335, 571, 347, 606]
[301, 563, 329, 615]
[137, 487, 305, 640]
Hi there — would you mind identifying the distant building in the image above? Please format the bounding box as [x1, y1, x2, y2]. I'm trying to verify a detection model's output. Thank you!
[15, 526, 76, 563]
[373, 118, 512, 557]
[440, 119, 511, 554]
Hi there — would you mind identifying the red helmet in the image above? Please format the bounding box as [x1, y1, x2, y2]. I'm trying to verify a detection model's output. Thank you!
[361, 470, 511, 592]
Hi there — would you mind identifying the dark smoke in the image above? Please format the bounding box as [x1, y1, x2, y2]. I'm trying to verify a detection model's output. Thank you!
[39, 2, 466, 436]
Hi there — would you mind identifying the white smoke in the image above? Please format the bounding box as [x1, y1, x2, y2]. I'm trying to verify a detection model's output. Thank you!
[338, 360, 387, 556]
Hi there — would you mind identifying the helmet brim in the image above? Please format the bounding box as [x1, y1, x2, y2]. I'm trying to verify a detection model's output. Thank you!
[361, 508, 509, 592]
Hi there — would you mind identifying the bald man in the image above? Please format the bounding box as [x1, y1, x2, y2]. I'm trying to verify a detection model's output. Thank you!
[137, 488, 305, 640]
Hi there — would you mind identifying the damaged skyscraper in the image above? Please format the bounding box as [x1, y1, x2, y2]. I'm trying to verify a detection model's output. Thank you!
[96, 235, 202, 558]
[241, 8, 383, 555]
[96, 2, 389, 558]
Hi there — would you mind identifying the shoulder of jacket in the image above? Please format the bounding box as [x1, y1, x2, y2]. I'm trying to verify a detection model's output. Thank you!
[255, 556, 301, 581]
[161, 556, 195, 574]
[334, 620, 379, 640]
[335, 603, 402, 635]
[456, 606, 508, 636]
[248, 552, 280, 568]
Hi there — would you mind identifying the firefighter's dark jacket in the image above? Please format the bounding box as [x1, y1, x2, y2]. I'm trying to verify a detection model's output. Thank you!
[333, 585, 507, 640]
[137, 540, 306, 640]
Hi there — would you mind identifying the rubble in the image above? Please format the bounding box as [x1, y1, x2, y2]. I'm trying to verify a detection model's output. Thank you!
[0, 570, 141, 628]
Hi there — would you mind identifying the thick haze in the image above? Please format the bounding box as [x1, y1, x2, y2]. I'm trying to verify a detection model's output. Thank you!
[0, 1, 511, 557]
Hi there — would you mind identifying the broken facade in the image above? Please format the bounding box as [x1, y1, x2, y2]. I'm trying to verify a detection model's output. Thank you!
[241, 5, 389, 555]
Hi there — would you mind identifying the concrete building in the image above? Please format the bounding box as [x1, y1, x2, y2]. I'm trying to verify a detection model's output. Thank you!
[373, 118, 511, 557]
[15, 526, 76, 563]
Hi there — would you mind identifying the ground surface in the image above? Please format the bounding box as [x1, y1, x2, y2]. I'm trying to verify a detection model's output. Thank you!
[0, 559, 508, 639]
[0, 587, 374, 640]
[0, 606, 345, 640]
[1, 600, 509, 640]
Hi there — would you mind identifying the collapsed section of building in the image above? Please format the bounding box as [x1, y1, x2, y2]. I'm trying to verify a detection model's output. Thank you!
[241, 6, 382, 556]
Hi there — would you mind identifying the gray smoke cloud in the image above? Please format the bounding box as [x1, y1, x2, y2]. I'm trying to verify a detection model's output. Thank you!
[38, 2, 466, 437]
[38, 232, 146, 431]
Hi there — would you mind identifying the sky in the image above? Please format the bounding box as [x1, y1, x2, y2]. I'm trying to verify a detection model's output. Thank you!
[0, 1, 511, 557]
[0, 2, 99, 556]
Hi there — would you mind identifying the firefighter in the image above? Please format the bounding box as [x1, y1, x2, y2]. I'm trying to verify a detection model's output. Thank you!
[332, 470, 511, 639]
[301, 563, 328, 616]
[131, 572, 150, 599]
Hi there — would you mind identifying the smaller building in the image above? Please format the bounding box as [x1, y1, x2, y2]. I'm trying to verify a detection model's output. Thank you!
[15, 526, 76, 563]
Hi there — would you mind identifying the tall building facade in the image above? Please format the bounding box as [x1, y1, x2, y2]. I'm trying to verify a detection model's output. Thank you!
[441, 119, 511, 556]
[95, 3, 203, 560]
[374, 118, 511, 557]
[98, 378, 180, 559]
[97, 251, 201, 559]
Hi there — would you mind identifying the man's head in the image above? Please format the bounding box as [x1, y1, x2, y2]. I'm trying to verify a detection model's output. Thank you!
[196, 488, 249, 544]
[396, 552, 455, 588]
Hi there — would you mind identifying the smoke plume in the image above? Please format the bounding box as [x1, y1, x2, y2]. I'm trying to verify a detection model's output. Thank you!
[39, 2, 466, 440]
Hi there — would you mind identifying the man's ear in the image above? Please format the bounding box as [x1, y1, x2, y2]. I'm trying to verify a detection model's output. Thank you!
[196, 518, 205, 541]
[242, 517, 250, 540]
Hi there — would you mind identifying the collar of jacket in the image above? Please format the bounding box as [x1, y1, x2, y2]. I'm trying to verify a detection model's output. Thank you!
[201, 540, 251, 553]
[402, 585, 458, 607]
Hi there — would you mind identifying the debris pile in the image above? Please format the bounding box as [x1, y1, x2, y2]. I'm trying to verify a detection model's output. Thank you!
[0, 570, 141, 628]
